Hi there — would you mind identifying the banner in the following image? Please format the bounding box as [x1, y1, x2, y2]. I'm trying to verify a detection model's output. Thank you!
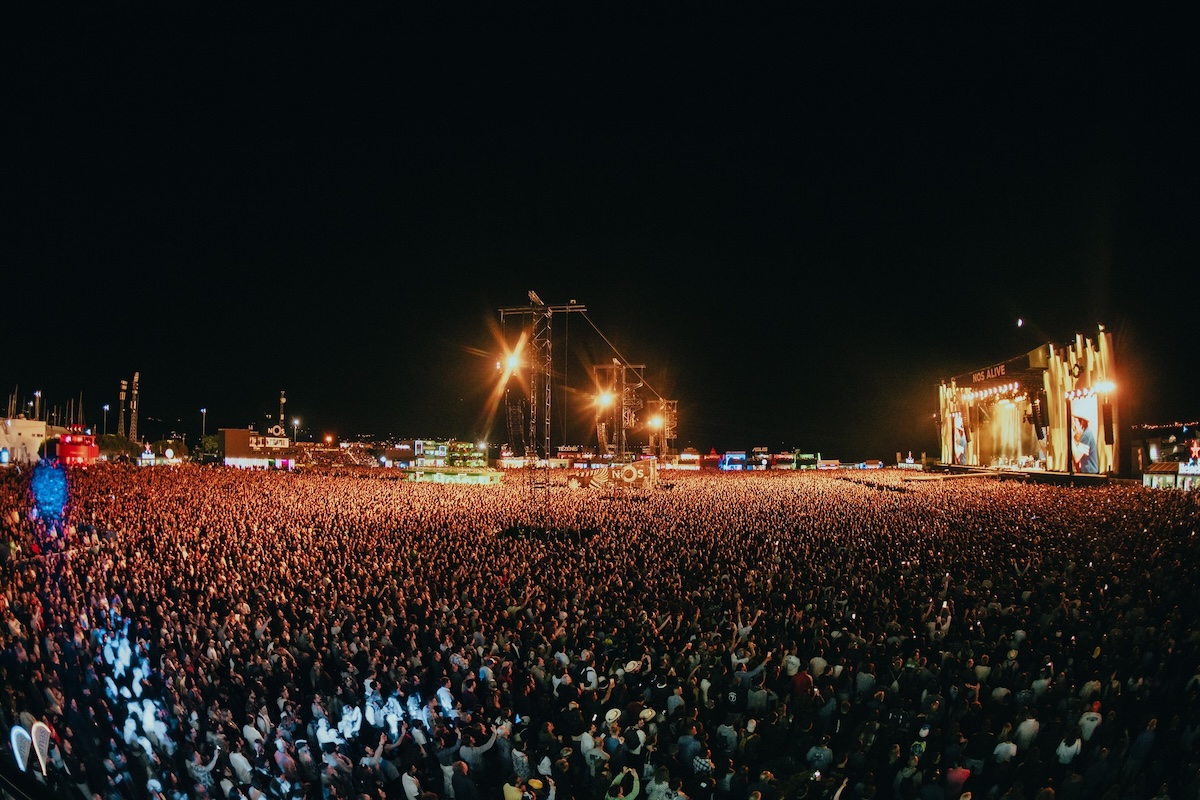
[568, 460, 657, 490]
[31, 721, 52, 775]
[10, 726, 31, 772]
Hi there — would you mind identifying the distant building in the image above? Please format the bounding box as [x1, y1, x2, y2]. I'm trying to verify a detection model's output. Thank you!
[218, 428, 296, 470]
[385, 438, 487, 468]
[1129, 423, 1200, 491]
[382, 438, 501, 484]
[0, 417, 47, 464]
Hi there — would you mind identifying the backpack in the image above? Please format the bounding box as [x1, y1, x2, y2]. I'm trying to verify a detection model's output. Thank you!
[909, 737, 927, 761]
[737, 731, 760, 760]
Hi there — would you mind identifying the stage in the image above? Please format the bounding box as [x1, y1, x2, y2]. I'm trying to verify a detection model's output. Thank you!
[910, 463, 1113, 487]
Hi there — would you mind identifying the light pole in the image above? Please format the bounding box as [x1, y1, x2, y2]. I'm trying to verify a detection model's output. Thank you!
[200, 408, 207, 440]
[292, 418, 299, 443]
[648, 415, 663, 459]
[102, 404, 110, 436]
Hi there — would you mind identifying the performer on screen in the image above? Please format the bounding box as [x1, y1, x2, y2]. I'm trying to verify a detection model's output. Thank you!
[954, 420, 967, 465]
[1072, 415, 1098, 473]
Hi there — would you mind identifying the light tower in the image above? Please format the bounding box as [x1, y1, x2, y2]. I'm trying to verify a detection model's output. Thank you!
[648, 398, 678, 458]
[592, 360, 645, 460]
[117, 380, 128, 439]
[127, 372, 140, 442]
[498, 291, 587, 463]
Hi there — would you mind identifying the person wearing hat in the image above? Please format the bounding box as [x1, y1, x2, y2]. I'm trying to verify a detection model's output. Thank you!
[503, 771, 528, 800]
[625, 712, 651, 773]
[527, 776, 551, 800]
[647, 675, 672, 713]
[556, 670, 582, 711]
[552, 748, 575, 797]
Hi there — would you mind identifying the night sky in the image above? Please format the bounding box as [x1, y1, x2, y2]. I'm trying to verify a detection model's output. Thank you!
[7, 14, 1197, 461]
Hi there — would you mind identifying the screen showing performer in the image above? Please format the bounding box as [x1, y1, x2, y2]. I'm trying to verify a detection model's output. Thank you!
[1071, 412, 1099, 473]
[954, 414, 967, 465]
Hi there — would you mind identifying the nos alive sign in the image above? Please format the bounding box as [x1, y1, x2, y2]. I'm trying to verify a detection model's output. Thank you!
[569, 460, 657, 490]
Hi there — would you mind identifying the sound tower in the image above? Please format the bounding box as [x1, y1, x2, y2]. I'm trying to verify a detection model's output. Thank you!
[1031, 394, 1047, 440]
[117, 380, 127, 439]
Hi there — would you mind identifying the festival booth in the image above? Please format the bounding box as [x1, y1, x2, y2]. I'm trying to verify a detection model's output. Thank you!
[939, 327, 1118, 475]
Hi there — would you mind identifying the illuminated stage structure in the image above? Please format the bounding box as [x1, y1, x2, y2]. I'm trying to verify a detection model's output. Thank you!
[501, 293, 681, 482]
[52, 426, 99, 465]
[939, 327, 1119, 475]
[499, 292, 588, 464]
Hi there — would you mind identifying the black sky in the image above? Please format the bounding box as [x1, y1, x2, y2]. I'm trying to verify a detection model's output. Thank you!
[6, 14, 1197, 460]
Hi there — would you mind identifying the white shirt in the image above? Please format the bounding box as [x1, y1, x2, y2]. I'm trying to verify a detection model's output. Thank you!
[402, 771, 425, 800]
[1078, 710, 1102, 742]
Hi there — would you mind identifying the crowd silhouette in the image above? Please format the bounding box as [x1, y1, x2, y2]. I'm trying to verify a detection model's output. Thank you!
[2, 463, 1200, 800]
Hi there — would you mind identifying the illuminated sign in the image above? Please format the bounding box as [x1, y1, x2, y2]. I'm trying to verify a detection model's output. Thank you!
[972, 364, 1006, 383]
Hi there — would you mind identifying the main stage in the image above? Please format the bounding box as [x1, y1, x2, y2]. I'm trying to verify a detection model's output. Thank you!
[910, 463, 1112, 487]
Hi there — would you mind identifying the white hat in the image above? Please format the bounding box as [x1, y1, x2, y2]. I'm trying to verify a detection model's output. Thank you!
[605, 708, 621, 725]
[639, 708, 656, 722]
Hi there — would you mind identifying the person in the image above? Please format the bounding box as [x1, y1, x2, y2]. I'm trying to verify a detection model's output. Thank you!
[606, 765, 642, 799]
[805, 734, 834, 773]
[503, 772, 527, 800]
[1071, 415, 1098, 473]
[954, 422, 967, 465]
[452, 760, 483, 800]
[186, 743, 221, 793]
[403, 758, 441, 800]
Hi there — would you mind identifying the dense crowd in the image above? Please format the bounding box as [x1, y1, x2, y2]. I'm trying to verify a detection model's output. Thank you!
[2, 463, 1200, 800]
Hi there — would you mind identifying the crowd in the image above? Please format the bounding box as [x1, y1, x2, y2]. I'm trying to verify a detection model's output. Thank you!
[2, 462, 1200, 800]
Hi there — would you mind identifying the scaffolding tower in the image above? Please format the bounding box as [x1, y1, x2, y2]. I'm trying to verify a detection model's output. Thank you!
[498, 291, 587, 464]
[593, 359, 645, 460]
[648, 398, 679, 458]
